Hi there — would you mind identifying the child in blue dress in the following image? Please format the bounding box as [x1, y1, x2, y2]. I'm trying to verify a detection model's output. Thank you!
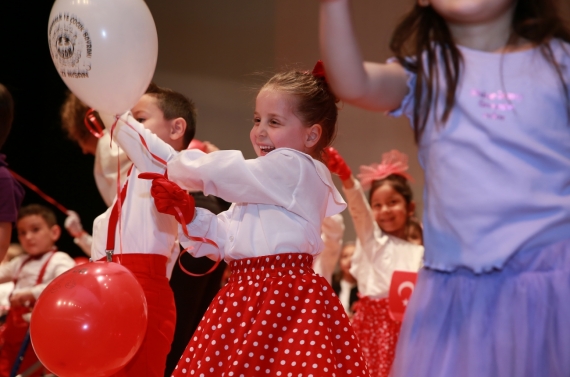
[319, 0, 570, 376]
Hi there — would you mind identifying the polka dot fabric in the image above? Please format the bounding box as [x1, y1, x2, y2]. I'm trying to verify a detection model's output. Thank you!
[351, 297, 401, 377]
[172, 253, 370, 377]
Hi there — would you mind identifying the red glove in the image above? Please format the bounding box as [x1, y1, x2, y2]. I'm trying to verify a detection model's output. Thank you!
[325, 147, 352, 181]
[138, 172, 195, 225]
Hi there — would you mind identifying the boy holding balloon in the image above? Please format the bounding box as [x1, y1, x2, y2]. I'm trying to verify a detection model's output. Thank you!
[0, 204, 75, 377]
[89, 83, 196, 377]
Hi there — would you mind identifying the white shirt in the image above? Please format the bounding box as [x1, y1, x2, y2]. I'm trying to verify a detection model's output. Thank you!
[94, 131, 131, 207]
[91, 114, 179, 265]
[345, 179, 423, 299]
[313, 214, 345, 285]
[166, 148, 347, 261]
[0, 252, 75, 299]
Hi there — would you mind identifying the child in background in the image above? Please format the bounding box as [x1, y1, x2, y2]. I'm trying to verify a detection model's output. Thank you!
[120, 62, 370, 376]
[90, 84, 197, 377]
[60, 92, 131, 255]
[312, 213, 345, 285]
[331, 241, 358, 317]
[406, 218, 423, 246]
[0, 204, 75, 377]
[0, 244, 25, 319]
[327, 148, 423, 377]
[0, 83, 25, 261]
[319, 0, 570, 376]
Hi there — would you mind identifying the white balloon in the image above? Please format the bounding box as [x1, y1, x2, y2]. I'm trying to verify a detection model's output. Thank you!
[48, 0, 158, 115]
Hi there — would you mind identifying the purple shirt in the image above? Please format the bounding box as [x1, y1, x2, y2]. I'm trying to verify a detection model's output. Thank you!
[392, 39, 570, 272]
[0, 154, 25, 224]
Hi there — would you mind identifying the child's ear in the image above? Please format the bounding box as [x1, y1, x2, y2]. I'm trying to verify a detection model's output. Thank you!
[304, 124, 323, 149]
[170, 117, 187, 141]
[50, 224, 61, 243]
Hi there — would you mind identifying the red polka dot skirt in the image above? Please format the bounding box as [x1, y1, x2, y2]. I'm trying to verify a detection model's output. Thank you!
[172, 253, 370, 377]
[351, 297, 401, 377]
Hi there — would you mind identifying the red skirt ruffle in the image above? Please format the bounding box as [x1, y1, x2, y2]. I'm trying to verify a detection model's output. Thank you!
[172, 253, 370, 377]
[352, 297, 401, 377]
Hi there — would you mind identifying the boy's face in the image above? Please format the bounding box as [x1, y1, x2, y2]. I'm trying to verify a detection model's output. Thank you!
[132, 94, 177, 148]
[17, 215, 60, 256]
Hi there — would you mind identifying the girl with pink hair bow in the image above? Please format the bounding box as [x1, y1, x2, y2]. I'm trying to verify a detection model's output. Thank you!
[327, 147, 424, 377]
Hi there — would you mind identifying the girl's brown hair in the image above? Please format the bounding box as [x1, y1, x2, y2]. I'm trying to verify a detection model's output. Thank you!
[368, 174, 414, 206]
[390, 0, 570, 143]
[262, 68, 339, 161]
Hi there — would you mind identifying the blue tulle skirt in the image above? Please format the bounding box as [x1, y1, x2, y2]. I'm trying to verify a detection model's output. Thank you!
[392, 238, 570, 377]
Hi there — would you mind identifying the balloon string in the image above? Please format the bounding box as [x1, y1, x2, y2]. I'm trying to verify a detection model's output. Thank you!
[110, 116, 124, 262]
[8, 169, 68, 214]
[174, 206, 221, 277]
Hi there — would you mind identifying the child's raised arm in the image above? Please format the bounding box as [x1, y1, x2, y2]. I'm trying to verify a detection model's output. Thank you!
[319, 0, 409, 112]
[113, 112, 177, 174]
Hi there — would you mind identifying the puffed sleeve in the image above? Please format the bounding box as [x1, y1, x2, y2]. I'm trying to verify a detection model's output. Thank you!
[386, 57, 416, 119]
[112, 112, 177, 174]
[178, 207, 230, 260]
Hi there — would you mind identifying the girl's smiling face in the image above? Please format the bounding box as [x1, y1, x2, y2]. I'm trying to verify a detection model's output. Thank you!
[250, 88, 321, 157]
[370, 182, 415, 239]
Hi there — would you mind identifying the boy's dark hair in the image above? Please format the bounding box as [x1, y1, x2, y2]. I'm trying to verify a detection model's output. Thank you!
[0, 83, 14, 150]
[390, 0, 570, 143]
[60, 91, 102, 143]
[368, 174, 414, 206]
[145, 83, 197, 148]
[18, 204, 58, 228]
[262, 69, 339, 162]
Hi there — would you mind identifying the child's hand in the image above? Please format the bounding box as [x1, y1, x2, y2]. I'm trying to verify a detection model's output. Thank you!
[325, 147, 352, 181]
[10, 291, 36, 308]
[64, 210, 85, 238]
[138, 173, 196, 225]
[203, 141, 220, 153]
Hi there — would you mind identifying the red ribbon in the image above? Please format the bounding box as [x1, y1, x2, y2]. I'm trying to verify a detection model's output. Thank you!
[83, 108, 104, 139]
[8, 169, 68, 214]
[312, 60, 327, 81]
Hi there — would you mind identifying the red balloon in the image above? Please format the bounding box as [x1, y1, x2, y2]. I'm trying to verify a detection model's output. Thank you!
[73, 256, 90, 265]
[30, 262, 147, 377]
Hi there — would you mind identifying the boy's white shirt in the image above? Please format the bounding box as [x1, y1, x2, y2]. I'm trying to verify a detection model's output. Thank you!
[0, 251, 76, 299]
[91, 113, 179, 268]
[344, 179, 424, 299]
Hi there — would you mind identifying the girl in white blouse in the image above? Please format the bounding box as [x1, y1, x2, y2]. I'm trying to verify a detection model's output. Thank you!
[119, 62, 370, 377]
[327, 148, 423, 377]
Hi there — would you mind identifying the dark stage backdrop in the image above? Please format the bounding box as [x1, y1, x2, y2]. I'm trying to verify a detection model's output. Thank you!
[1, 2, 107, 258]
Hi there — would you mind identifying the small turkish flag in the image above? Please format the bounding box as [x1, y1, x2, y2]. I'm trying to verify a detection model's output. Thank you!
[388, 271, 418, 322]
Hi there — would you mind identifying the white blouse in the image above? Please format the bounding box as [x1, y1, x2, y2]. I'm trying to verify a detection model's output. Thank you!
[0, 251, 75, 299]
[91, 114, 179, 262]
[345, 179, 424, 299]
[167, 148, 347, 261]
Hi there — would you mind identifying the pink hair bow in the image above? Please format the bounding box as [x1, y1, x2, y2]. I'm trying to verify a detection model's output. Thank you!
[357, 150, 414, 190]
